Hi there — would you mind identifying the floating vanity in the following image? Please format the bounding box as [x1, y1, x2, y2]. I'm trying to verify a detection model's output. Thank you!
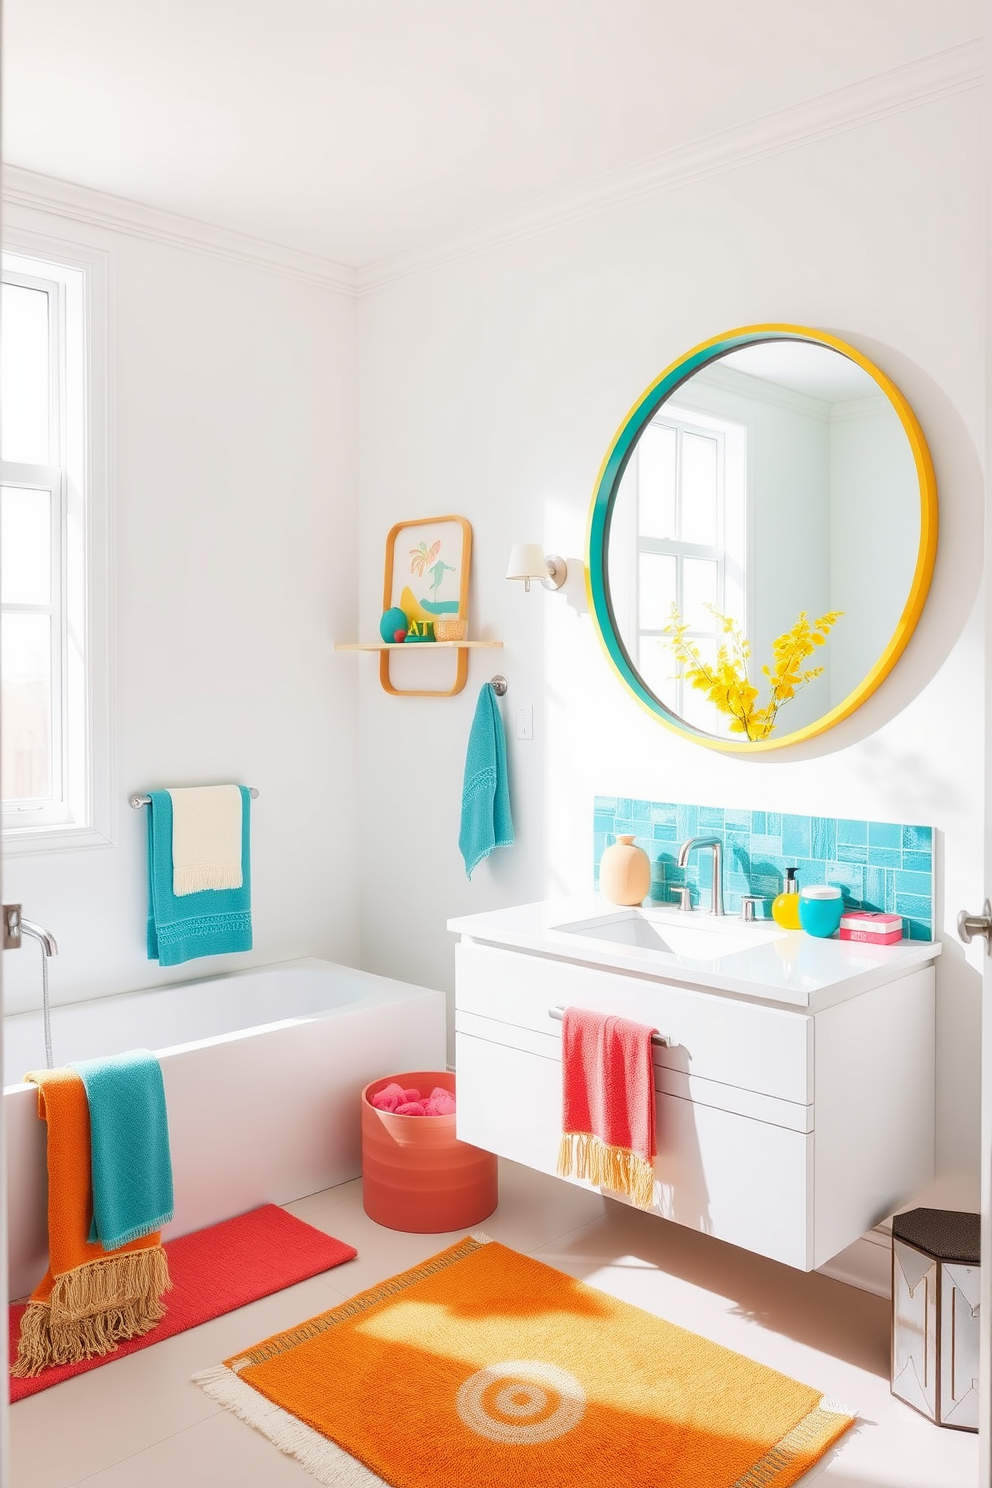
[448, 899, 939, 1272]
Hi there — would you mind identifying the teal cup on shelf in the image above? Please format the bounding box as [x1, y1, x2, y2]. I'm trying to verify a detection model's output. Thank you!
[799, 884, 844, 938]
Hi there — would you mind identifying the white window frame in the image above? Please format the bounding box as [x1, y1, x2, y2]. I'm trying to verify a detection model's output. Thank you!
[2, 231, 113, 853]
[629, 407, 747, 721]
[2, 267, 68, 821]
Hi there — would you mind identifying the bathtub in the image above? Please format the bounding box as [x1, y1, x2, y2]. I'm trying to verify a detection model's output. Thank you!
[5, 957, 446, 1300]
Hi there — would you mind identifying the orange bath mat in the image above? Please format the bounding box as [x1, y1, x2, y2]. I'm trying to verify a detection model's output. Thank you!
[194, 1234, 855, 1488]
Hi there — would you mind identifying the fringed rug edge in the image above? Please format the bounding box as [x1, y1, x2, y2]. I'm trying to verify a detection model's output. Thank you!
[727, 1396, 857, 1488]
[193, 1363, 386, 1487]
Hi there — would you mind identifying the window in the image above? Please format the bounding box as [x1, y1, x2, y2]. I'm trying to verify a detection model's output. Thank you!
[611, 405, 746, 732]
[1, 241, 110, 848]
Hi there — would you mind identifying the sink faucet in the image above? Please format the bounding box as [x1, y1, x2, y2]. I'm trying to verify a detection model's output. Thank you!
[676, 837, 725, 916]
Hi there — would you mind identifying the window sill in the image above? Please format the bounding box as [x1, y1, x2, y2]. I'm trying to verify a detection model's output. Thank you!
[2, 823, 114, 855]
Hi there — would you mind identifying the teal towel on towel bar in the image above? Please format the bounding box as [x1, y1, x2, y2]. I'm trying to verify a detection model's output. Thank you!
[459, 682, 514, 878]
[146, 786, 252, 966]
[69, 1049, 175, 1251]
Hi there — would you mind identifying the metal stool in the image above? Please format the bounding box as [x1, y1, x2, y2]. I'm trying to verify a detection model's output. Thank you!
[891, 1207, 980, 1431]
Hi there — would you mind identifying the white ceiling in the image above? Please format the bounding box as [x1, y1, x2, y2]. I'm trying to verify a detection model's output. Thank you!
[3, 1, 983, 269]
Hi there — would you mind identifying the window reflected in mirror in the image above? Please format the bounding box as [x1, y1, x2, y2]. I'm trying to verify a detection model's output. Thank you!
[590, 329, 937, 750]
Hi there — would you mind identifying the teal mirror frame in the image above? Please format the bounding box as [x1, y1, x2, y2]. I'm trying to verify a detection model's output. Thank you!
[585, 323, 938, 753]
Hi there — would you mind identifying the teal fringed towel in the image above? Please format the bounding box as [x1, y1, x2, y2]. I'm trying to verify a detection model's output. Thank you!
[147, 785, 252, 966]
[459, 682, 514, 878]
[69, 1050, 175, 1250]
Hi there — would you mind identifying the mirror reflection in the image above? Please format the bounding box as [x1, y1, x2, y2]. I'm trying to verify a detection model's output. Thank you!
[603, 336, 928, 743]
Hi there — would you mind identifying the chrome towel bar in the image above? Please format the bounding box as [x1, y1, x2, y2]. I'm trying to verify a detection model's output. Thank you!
[129, 787, 259, 809]
[547, 1006, 671, 1047]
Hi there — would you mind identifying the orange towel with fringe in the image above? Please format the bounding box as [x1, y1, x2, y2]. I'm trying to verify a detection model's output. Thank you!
[11, 1067, 171, 1378]
[557, 1008, 657, 1209]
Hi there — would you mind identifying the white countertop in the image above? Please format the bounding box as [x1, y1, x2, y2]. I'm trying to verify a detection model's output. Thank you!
[447, 896, 941, 1011]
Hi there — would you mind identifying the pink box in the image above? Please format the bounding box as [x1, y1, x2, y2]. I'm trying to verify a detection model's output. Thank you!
[839, 911, 903, 945]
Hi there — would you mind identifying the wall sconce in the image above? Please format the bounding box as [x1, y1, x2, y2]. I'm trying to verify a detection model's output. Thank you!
[505, 543, 568, 592]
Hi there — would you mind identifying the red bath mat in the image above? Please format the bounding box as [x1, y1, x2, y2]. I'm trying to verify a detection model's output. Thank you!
[9, 1202, 357, 1401]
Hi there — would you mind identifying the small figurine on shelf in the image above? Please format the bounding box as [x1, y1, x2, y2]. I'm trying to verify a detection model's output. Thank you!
[380, 607, 408, 644]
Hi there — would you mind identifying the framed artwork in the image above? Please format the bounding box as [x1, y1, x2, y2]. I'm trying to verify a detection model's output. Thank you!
[380, 515, 473, 696]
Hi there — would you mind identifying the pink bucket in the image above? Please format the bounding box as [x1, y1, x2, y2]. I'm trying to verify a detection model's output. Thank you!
[361, 1070, 498, 1233]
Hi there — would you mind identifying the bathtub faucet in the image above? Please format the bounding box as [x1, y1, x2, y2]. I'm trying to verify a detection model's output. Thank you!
[3, 909, 59, 1068]
[2, 905, 58, 957]
[20, 918, 59, 957]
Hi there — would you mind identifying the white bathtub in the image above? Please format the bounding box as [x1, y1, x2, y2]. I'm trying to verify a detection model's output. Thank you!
[4, 957, 446, 1300]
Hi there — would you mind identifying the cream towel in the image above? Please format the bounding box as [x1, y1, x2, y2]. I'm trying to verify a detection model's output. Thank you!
[168, 785, 244, 896]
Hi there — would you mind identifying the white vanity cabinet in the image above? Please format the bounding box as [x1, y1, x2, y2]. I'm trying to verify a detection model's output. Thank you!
[449, 903, 938, 1273]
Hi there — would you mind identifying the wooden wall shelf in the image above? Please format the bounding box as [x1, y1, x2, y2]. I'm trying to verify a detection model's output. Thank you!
[335, 638, 504, 696]
[335, 640, 503, 652]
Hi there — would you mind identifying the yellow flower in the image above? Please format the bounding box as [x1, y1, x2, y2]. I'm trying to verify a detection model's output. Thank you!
[662, 606, 842, 741]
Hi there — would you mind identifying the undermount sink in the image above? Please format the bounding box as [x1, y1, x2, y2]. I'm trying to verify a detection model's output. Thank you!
[552, 908, 786, 962]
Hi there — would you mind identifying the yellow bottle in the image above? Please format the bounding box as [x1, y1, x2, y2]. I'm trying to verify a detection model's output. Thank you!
[772, 867, 802, 929]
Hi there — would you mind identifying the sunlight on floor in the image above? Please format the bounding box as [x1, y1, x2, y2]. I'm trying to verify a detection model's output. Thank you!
[9, 1160, 979, 1488]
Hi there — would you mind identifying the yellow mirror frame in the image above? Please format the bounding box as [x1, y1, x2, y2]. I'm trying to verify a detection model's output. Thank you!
[586, 324, 938, 752]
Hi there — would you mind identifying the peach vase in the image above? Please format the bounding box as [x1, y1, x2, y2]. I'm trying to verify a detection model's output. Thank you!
[599, 835, 651, 905]
[361, 1070, 498, 1233]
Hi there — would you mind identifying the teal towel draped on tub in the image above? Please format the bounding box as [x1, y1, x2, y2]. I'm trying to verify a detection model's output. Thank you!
[69, 1050, 174, 1250]
[459, 682, 514, 878]
[146, 786, 252, 966]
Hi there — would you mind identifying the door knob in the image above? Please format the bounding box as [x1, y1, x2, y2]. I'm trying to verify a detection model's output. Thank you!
[958, 900, 992, 952]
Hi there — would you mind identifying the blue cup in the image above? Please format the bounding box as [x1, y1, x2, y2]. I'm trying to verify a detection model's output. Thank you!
[799, 885, 844, 938]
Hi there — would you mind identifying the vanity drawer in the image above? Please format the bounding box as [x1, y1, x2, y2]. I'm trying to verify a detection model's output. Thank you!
[456, 941, 812, 1105]
[456, 1031, 812, 1270]
[455, 1009, 812, 1132]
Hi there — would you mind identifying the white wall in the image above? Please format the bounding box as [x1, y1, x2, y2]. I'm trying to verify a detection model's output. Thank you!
[2, 201, 361, 1020]
[357, 92, 985, 1210]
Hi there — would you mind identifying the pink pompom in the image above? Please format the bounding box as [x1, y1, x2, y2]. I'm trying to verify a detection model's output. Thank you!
[395, 1100, 426, 1116]
[403, 1087, 423, 1104]
[370, 1082, 406, 1112]
[429, 1086, 454, 1105]
[425, 1092, 456, 1116]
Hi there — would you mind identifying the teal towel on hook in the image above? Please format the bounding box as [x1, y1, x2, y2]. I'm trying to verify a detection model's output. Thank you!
[69, 1049, 174, 1250]
[146, 786, 252, 966]
[459, 683, 514, 878]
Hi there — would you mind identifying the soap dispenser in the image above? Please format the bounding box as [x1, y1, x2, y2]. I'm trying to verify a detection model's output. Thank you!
[771, 867, 801, 929]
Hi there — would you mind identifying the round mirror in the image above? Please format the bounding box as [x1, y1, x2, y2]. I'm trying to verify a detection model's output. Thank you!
[588, 325, 937, 751]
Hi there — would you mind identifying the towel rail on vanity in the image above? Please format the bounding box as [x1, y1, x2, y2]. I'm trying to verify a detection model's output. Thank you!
[547, 1006, 672, 1047]
[128, 787, 259, 808]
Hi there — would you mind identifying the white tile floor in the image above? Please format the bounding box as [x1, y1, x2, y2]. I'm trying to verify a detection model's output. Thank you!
[10, 1161, 979, 1488]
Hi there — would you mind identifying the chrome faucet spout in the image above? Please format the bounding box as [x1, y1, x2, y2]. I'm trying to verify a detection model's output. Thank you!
[15, 917, 58, 1068]
[20, 919, 59, 957]
[676, 837, 725, 917]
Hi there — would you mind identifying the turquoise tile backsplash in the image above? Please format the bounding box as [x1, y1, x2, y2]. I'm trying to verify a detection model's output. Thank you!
[594, 797, 934, 940]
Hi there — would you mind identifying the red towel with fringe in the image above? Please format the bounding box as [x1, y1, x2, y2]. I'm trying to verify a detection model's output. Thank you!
[556, 1007, 657, 1209]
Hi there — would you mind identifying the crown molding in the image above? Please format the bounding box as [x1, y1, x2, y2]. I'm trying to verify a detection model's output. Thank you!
[3, 40, 979, 300]
[685, 361, 834, 421]
[356, 39, 982, 295]
[679, 361, 889, 422]
[2, 165, 359, 295]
